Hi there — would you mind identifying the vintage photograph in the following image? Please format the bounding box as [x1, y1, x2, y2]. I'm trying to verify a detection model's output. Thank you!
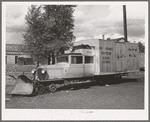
[2, 1, 148, 121]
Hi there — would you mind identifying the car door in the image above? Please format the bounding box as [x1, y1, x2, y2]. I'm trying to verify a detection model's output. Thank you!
[68, 55, 84, 78]
[83, 56, 95, 77]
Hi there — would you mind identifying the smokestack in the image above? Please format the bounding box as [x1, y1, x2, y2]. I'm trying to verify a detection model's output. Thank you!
[123, 5, 128, 42]
[102, 35, 105, 40]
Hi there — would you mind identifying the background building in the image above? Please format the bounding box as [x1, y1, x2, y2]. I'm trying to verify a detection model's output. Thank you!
[6, 44, 33, 65]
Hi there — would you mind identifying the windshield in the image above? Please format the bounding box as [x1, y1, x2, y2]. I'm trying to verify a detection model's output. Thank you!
[57, 56, 68, 63]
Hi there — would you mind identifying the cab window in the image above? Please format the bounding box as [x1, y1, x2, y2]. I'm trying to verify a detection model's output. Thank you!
[85, 56, 94, 64]
[71, 56, 83, 64]
[57, 56, 68, 63]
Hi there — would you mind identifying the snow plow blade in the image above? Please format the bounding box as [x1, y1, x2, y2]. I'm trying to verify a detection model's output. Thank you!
[8, 75, 33, 95]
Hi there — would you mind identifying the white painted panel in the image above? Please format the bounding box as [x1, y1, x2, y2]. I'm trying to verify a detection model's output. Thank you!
[47, 68, 63, 79]
[67, 64, 83, 78]
[84, 64, 94, 77]
[99, 41, 115, 72]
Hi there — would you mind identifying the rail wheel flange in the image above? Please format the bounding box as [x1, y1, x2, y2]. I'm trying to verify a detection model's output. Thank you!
[49, 84, 57, 93]
[37, 85, 45, 95]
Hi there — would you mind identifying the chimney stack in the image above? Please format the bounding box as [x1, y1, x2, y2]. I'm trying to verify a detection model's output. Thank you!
[123, 5, 128, 42]
[102, 35, 105, 40]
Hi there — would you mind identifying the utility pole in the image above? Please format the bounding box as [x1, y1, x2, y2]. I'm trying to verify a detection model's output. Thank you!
[123, 5, 128, 42]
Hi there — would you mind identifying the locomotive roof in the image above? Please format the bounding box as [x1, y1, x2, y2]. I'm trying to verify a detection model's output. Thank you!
[57, 53, 82, 57]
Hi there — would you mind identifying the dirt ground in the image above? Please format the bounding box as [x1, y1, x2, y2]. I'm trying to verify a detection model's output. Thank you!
[5, 72, 144, 109]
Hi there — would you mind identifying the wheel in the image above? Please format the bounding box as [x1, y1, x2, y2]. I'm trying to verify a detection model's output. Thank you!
[37, 85, 45, 95]
[49, 84, 57, 93]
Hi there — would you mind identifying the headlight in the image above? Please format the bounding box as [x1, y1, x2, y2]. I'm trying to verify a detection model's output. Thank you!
[31, 69, 36, 74]
[41, 69, 46, 74]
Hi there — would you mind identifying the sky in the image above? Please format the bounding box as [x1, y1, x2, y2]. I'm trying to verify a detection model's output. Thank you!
[5, 2, 147, 44]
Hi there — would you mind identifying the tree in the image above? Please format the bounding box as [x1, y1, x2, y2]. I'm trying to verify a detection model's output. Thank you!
[23, 5, 76, 65]
[138, 42, 145, 53]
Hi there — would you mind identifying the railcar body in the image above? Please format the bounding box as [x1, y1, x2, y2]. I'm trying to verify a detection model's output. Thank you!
[30, 39, 140, 94]
[8, 39, 140, 95]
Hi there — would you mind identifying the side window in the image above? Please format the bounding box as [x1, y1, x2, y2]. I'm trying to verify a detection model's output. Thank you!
[71, 56, 83, 64]
[85, 56, 93, 64]
[57, 56, 68, 63]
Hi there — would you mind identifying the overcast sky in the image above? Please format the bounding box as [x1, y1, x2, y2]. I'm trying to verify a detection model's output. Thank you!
[5, 2, 147, 44]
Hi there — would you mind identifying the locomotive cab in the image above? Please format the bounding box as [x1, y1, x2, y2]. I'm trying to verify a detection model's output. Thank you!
[32, 48, 95, 82]
[57, 49, 95, 79]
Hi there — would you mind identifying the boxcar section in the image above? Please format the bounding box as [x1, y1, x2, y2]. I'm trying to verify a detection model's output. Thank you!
[74, 39, 140, 76]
